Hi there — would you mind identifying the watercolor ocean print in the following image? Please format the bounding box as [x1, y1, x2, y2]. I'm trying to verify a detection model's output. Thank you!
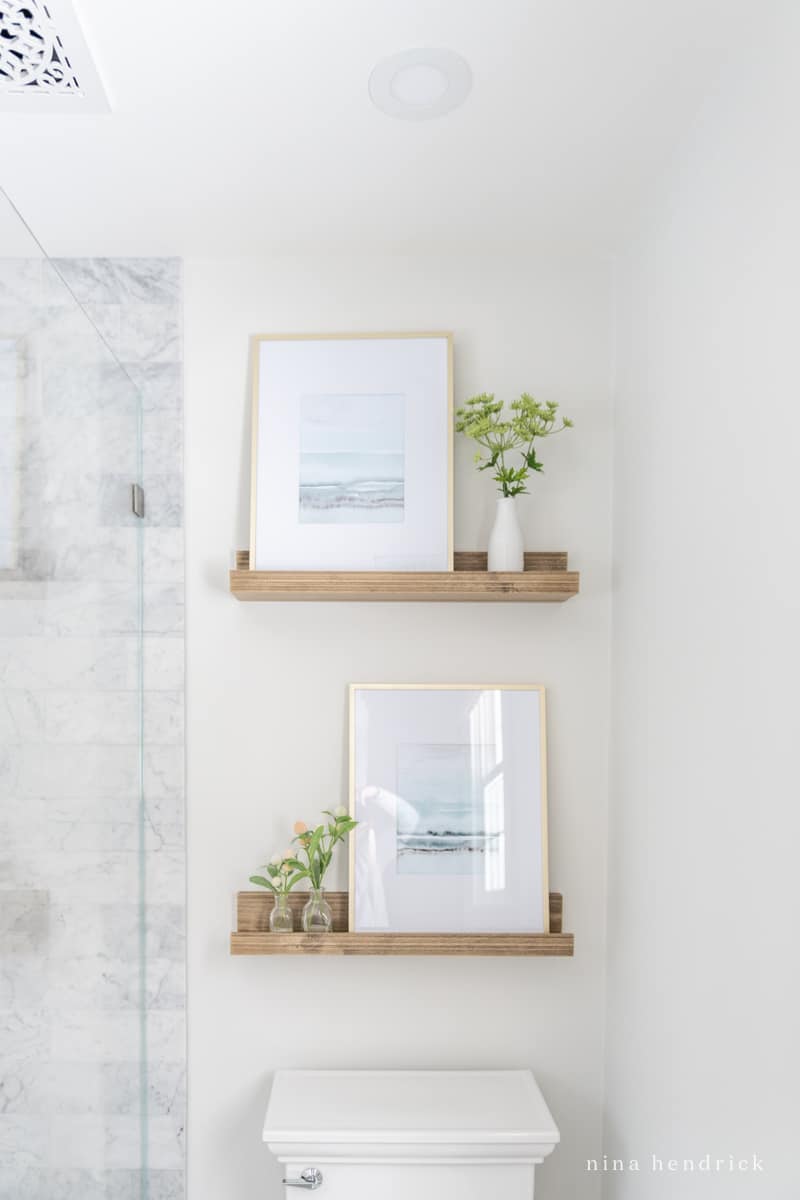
[299, 393, 405, 523]
[395, 743, 500, 875]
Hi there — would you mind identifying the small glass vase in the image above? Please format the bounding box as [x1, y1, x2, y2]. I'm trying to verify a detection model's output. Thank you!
[301, 887, 333, 933]
[269, 892, 294, 933]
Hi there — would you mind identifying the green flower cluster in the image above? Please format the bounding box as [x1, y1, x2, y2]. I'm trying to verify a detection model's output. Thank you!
[455, 392, 574, 498]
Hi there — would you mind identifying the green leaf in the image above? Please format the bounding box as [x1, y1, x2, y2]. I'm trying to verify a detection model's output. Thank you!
[305, 824, 325, 862]
[249, 875, 276, 890]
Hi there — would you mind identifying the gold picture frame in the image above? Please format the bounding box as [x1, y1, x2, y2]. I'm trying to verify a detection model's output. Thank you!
[249, 332, 454, 571]
[348, 683, 549, 935]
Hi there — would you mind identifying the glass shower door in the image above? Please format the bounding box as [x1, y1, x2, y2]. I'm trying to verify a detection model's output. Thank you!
[0, 189, 150, 1196]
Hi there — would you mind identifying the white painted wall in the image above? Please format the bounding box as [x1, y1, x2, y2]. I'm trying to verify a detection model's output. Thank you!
[184, 254, 613, 1199]
[604, 9, 800, 1197]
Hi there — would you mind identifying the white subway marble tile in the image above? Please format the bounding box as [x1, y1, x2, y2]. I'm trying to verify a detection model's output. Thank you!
[41, 360, 137, 420]
[0, 428, 21, 470]
[143, 409, 183, 476]
[126, 362, 182, 412]
[143, 529, 184, 583]
[0, 889, 49, 954]
[43, 902, 182, 967]
[143, 637, 184, 691]
[148, 1113, 184, 1170]
[0, 743, 20, 794]
[0, 1061, 103, 1115]
[0, 302, 45, 349]
[42, 582, 139, 637]
[0, 1114, 48, 1170]
[45, 259, 120, 306]
[0, 811, 141, 853]
[0, 691, 46, 743]
[0, 1010, 50, 1063]
[145, 958, 185, 1013]
[0, 1165, 144, 1200]
[1, 799, 184, 852]
[144, 817, 184, 852]
[21, 409, 139, 478]
[50, 258, 181, 308]
[3, 850, 139, 904]
[0, 584, 47, 635]
[141, 474, 183, 527]
[14, 744, 140, 798]
[51, 1009, 184, 1064]
[0, 954, 47, 1011]
[36, 306, 124, 367]
[1, 793, 142, 835]
[143, 746, 184, 800]
[145, 906, 184, 963]
[44, 691, 139, 744]
[47, 955, 140, 1013]
[143, 692, 184, 744]
[143, 584, 184, 636]
[17, 531, 139, 582]
[114, 305, 181, 365]
[49, 1116, 108, 1168]
[47, 1111, 182, 1170]
[147, 1168, 186, 1200]
[145, 851, 185, 906]
[0, 259, 44, 305]
[0, 637, 139, 690]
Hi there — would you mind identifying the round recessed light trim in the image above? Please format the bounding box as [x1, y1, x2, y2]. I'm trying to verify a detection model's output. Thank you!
[369, 48, 472, 121]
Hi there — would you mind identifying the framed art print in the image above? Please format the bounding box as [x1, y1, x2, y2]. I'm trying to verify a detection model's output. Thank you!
[250, 333, 453, 570]
[349, 684, 549, 934]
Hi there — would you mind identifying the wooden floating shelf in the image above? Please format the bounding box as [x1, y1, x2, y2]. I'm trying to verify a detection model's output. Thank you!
[230, 891, 574, 957]
[230, 551, 579, 603]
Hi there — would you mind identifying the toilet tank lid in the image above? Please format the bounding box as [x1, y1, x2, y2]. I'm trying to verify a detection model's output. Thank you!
[263, 1069, 559, 1145]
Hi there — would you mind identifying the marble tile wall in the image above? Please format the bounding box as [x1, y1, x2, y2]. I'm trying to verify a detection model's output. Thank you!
[0, 258, 184, 1199]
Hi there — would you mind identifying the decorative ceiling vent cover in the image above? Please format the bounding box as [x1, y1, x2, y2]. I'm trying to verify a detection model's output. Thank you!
[0, 0, 109, 111]
[0, 2, 81, 93]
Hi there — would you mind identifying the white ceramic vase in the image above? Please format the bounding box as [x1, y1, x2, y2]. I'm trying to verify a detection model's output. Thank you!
[487, 496, 524, 572]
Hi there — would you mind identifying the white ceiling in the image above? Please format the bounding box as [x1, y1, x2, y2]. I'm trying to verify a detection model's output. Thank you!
[0, 0, 761, 258]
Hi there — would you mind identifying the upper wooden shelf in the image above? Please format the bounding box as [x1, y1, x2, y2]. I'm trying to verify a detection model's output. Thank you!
[230, 891, 574, 957]
[230, 551, 579, 602]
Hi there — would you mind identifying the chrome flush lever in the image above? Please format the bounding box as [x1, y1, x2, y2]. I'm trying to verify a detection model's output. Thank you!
[283, 1167, 323, 1190]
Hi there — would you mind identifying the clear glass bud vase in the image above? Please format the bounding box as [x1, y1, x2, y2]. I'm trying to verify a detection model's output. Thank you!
[301, 887, 333, 933]
[270, 892, 294, 933]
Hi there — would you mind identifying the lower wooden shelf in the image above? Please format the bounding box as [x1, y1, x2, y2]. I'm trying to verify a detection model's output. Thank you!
[230, 891, 574, 957]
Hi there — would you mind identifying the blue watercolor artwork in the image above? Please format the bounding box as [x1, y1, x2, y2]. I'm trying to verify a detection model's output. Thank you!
[299, 393, 405, 523]
[396, 743, 501, 875]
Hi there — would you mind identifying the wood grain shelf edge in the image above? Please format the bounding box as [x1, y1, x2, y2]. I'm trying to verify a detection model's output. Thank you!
[230, 551, 579, 603]
[230, 891, 573, 957]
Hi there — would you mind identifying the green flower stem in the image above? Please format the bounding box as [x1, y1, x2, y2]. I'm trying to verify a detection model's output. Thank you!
[293, 812, 358, 890]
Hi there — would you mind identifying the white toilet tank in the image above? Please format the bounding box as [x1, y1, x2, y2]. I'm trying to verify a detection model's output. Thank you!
[263, 1068, 559, 1199]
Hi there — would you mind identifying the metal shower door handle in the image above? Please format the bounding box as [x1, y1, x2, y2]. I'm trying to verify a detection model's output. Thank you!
[283, 1167, 323, 1190]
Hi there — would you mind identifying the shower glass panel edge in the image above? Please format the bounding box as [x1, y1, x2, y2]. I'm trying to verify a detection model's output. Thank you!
[0, 189, 149, 1197]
